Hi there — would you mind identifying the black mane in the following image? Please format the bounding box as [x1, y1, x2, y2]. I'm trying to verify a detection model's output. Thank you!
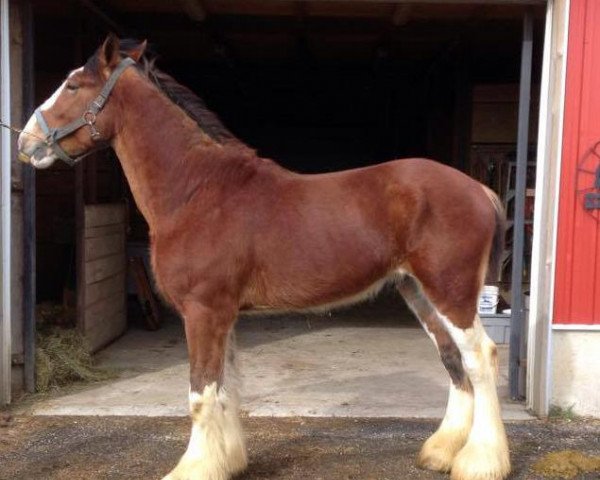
[86, 39, 248, 149]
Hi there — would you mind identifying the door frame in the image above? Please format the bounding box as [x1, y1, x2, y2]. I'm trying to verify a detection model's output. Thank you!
[526, 0, 570, 417]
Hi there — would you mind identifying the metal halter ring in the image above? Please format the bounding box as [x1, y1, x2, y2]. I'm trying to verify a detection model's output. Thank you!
[83, 111, 97, 125]
[83, 111, 102, 140]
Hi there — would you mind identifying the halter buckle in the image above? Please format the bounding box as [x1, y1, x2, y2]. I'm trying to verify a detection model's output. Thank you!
[92, 95, 106, 110]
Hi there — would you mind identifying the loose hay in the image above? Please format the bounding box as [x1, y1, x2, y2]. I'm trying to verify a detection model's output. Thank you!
[532, 450, 600, 479]
[35, 303, 116, 392]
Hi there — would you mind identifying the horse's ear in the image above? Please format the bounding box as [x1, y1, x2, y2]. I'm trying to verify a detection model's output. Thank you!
[125, 40, 147, 63]
[100, 33, 121, 69]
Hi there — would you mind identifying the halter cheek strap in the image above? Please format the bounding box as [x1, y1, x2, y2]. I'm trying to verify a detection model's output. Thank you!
[34, 57, 135, 167]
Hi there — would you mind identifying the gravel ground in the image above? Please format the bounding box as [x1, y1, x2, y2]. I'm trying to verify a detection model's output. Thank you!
[0, 416, 599, 480]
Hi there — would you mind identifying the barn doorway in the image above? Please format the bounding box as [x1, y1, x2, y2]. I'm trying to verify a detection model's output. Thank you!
[29, 1, 544, 416]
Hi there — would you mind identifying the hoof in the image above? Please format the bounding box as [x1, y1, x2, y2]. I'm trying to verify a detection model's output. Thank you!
[162, 442, 247, 480]
[223, 412, 248, 475]
[226, 446, 248, 476]
[417, 429, 468, 473]
[450, 442, 511, 480]
[162, 457, 229, 480]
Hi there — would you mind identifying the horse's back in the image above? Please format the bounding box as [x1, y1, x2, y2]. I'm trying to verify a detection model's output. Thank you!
[238, 157, 495, 310]
[288, 157, 494, 245]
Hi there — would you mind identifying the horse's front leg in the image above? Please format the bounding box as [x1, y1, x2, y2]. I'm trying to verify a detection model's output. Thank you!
[163, 301, 247, 480]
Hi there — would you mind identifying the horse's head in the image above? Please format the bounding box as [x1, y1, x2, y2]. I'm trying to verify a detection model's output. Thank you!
[18, 34, 146, 169]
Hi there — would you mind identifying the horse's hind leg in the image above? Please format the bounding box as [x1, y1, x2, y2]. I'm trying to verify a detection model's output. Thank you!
[163, 301, 247, 480]
[440, 313, 510, 480]
[397, 275, 473, 472]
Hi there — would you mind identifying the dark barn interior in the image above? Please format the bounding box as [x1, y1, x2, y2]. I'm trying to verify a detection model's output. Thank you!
[29, 0, 544, 350]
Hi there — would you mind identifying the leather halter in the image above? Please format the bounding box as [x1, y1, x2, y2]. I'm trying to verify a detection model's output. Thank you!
[34, 57, 135, 166]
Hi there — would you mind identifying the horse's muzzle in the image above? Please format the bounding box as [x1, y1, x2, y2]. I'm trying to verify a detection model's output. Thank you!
[17, 140, 58, 169]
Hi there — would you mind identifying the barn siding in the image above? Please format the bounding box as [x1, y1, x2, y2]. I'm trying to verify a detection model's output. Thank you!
[80, 204, 127, 352]
[554, 0, 600, 325]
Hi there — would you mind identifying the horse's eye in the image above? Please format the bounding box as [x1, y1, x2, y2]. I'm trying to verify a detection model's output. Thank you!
[66, 83, 79, 91]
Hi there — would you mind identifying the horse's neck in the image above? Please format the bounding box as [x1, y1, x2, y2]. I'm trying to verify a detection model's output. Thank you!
[111, 73, 250, 231]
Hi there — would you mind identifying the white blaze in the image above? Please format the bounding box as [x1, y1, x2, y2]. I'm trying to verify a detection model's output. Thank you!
[40, 82, 66, 111]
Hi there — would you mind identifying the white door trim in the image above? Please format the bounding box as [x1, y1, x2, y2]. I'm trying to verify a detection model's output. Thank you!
[526, 0, 570, 417]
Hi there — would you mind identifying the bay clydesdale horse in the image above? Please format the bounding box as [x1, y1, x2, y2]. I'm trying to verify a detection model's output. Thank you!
[18, 35, 510, 480]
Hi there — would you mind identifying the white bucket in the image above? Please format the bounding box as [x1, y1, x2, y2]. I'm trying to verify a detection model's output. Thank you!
[478, 285, 499, 315]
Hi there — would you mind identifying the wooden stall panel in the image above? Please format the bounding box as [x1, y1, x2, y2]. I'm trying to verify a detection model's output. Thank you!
[80, 204, 126, 351]
[554, 0, 600, 325]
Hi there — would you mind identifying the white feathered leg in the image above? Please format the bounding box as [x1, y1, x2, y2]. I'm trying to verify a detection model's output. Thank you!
[163, 332, 247, 480]
[442, 315, 510, 480]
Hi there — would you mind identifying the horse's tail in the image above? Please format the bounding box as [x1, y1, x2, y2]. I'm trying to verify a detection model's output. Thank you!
[482, 185, 506, 284]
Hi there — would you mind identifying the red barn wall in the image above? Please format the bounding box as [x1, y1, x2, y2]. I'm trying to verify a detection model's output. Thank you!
[554, 0, 600, 325]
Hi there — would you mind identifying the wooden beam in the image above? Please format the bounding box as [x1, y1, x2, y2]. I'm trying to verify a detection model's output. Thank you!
[526, 0, 569, 419]
[77, 0, 123, 34]
[391, 5, 411, 26]
[124, 12, 533, 38]
[21, 0, 36, 394]
[179, 0, 207, 22]
[509, 9, 533, 400]
[74, 7, 86, 337]
[261, 0, 544, 4]
[0, 0, 12, 406]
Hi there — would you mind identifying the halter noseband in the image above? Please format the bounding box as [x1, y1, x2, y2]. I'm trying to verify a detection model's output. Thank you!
[34, 57, 135, 167]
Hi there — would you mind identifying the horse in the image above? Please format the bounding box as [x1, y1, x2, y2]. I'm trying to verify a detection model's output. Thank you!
[18, 35, 510, 480]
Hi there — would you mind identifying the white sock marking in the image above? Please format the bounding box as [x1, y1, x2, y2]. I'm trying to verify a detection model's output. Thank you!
[437, 313, 510, 478]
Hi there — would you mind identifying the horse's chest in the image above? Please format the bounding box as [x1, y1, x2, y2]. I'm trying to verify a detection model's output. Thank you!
[150, 231, 248, 301]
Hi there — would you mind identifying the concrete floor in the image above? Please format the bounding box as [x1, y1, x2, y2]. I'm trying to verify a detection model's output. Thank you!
[26, 296, 531, 420]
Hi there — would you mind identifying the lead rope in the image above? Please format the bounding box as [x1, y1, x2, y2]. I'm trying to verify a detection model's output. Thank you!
[0, 119, 106, 163]
[0, 119, 46, 141]
[0, 119, 51, 162]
